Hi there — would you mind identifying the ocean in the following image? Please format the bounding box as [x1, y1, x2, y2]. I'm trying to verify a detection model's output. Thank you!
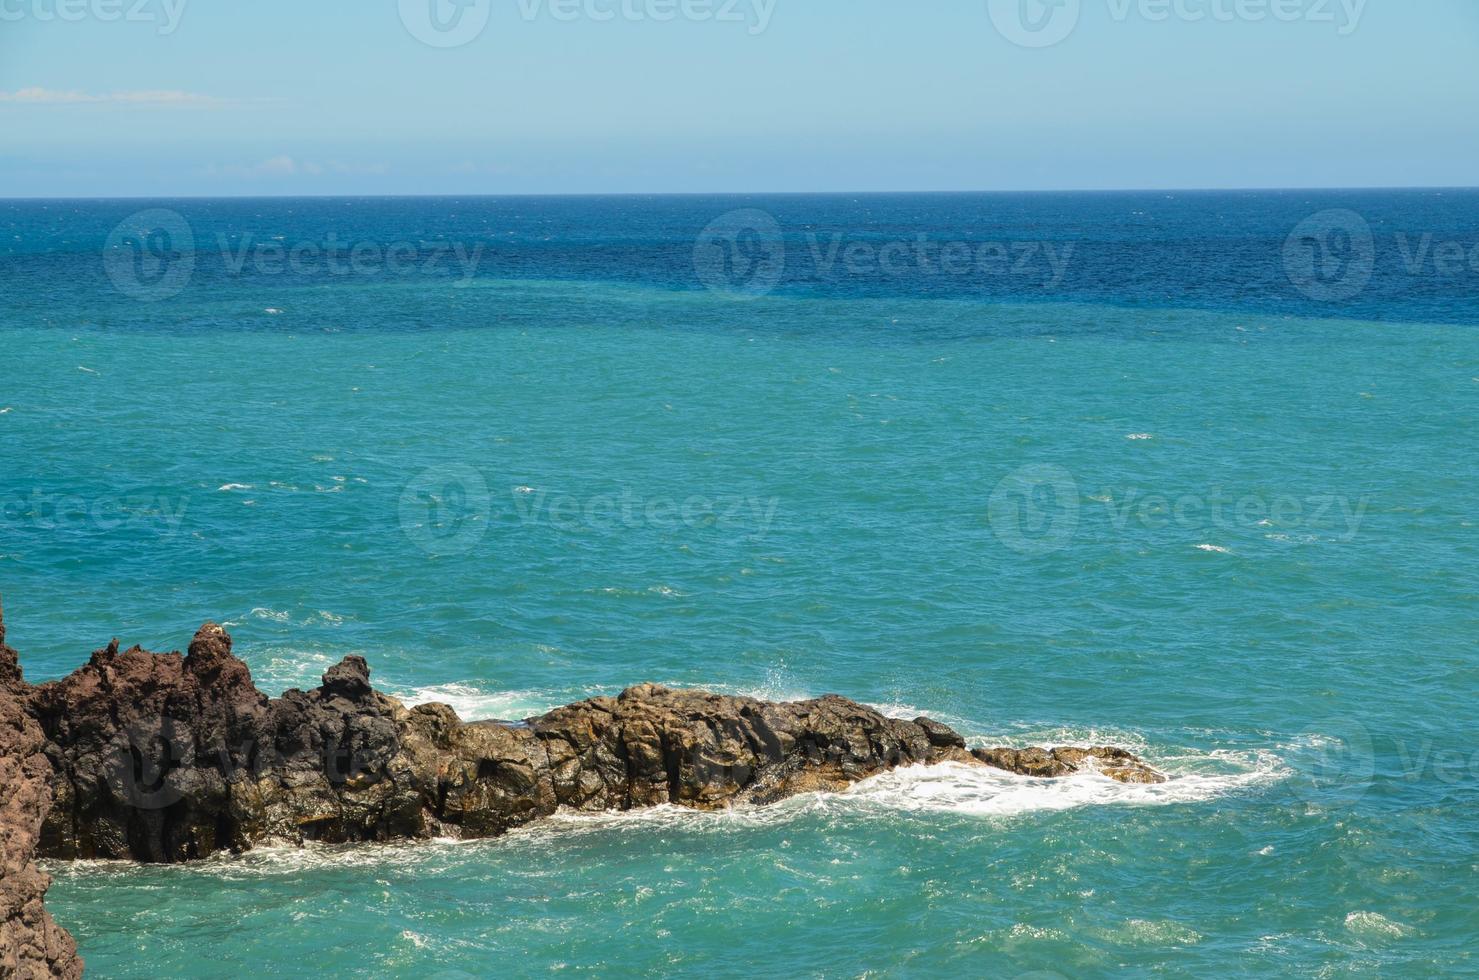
[2, 191, 1475, 976]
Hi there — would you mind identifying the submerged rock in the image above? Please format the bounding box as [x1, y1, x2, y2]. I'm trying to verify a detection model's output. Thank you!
[6, 610, 1164, 873]
[971, 745, 1165, 784]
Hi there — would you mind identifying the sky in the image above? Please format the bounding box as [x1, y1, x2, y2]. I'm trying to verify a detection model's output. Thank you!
[1, 0, 1477, 196]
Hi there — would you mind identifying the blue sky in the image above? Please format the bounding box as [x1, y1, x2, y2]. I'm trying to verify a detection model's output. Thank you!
[1, 0, 1476, 196]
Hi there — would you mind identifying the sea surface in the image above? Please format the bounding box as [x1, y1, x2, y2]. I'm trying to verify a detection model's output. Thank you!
[1, 191, 1476, 977]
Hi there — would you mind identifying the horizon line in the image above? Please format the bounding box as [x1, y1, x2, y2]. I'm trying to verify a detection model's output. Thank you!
[3, 183, 1478, 202]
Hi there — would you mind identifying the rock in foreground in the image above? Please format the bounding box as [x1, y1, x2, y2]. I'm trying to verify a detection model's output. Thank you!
[22, 622, 1163, 864]
[0, 600, 83, 978]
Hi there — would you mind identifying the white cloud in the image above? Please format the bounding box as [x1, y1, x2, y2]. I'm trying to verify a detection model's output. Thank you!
[447, 161, 517, 176]
[207, 156, 390, 180]
[0, 87, 221, 106]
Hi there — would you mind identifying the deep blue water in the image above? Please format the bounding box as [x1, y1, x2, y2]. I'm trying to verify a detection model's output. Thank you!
[2, 192, 1476, 977]
[5, 189, 1479, 329]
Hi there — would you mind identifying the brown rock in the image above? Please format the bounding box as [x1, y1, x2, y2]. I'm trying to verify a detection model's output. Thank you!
[0, 597, 83, 978]
[973, 745, 1165, 784]
[23, 618, 1166, 866]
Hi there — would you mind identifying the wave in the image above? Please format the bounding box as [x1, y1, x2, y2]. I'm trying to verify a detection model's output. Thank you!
[180, 667, 1289, 837]
[395, 683, 588, 722]
[46, 738, 1284, 884]
[831, 757, 1279, 816]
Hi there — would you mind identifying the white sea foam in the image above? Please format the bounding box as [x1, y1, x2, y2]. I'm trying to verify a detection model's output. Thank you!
[1195, 544, 1231, 553]
[47, 738, 1286, 884]
[217, 483, 254, 492]
[828, 758, 1277, 817]
[389, 682, 1285, 823]
[396, 683, 574, 721]
[128, 662, 1289, 842]
[1344, 911, 1414, 939]
[1113, 919, 1204, 946]
[245, 648, 341, 694]
[498, 748, 1280, 842]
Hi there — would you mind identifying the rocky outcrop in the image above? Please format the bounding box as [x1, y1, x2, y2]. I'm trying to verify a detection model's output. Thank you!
[0, 600, 83, 978]
[971, 745, 1165, 784]
[0, 604, 1164, 972]
[20, 620, 1162, 864]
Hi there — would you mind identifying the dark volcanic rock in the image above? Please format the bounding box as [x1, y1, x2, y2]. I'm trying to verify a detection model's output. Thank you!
[0, 599, 83, 978]
[0, 605, 1169, 975]
[6, 611, 1164, 880]
[971, 745, 1165, 784]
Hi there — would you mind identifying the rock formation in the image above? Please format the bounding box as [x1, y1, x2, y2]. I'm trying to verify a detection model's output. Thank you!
[0, 602, 1164, 974]
[0, 599, 83, 978]
[23, 622, 1162, 863]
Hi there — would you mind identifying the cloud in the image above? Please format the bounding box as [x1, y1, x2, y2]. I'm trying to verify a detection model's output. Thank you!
[207, 156, 391, 179]
[0, 87, 221, 106]
[447, 161, 517, 176]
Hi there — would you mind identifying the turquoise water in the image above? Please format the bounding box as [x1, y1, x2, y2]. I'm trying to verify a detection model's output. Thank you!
[4, 195, 1478, 975]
